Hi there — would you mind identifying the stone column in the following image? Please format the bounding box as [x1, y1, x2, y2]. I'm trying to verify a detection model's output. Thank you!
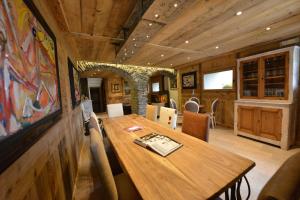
[136, 81, 148, 116]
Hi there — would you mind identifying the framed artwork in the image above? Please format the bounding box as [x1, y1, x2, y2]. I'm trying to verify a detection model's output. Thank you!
[170, 77, 177, 89]
[182, 71, 197, 89]
[0, 0, 61, 173]
[111, 83, 121, 93]
[68, 58, 81, 108]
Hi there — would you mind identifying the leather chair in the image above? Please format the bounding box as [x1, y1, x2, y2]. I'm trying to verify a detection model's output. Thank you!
[182, 111, 210, 142]
[145, 104, 158, 121]
[257, 152, 300, 200]
[90, 128, 140, 200]
[107, 103, 124, 118]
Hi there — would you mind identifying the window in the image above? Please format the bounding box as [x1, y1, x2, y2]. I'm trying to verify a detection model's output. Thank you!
[203, 70, 233, 90]
[152, 82, 160, 92]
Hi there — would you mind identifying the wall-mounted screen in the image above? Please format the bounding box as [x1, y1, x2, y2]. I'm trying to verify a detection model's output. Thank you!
[204, 70, 233, 90]
[152, 82, 160, 92]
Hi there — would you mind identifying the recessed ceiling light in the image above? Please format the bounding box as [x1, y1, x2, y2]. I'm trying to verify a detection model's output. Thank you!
[147, 62, 150, 65]
[124, 48, 127, 51]
[146, 35, 150, 39]
[134, 43, 137, 47]
[131, 50, 134, 54]
[132, 38, 136, 41]
[149, 23, 153, 26]
[170, 64, 173, 66]
[154, 14, 159, 18]
[236, 11, 242, 16]
[266, 27, 271, 31]
[161, 54, 164, 57]
[124, 52, 127, 56]
[174, 3, 178, 7]
[215, 46, 219, 49]
[185, 40, 189, 44]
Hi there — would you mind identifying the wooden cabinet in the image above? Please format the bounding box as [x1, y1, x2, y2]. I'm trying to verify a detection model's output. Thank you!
[240, 53, 288, 100]
[235, 46, 299, 149]
[238, 106, 282, 141]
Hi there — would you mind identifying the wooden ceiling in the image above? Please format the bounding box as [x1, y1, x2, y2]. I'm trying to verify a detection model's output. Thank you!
[48, 0, 300, 68]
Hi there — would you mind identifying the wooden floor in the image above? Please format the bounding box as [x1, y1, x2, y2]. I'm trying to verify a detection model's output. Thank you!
[73, 125, 300, 200]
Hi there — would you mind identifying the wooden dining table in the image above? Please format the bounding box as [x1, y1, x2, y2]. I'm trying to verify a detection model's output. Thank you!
[102, 114, 255, 200]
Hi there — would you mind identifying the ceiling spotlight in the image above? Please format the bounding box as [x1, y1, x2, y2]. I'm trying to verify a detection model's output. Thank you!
[132, 38, 136, 41]
[185, 40, 189, 44]
[154, 14, 159, 18]
[134, 43, 137, 47]
[266, 27, 271, 31]
[146, 35, 150, 39]
[161, 54, 164, 57]
[215, 46, 219, 49]
[149, 23, 153, 26]
[124, 48, 127, 51]
[124, 52, 127, 56]
[174, 3, 178, 7]
[170, 64, 173, 66]
[236, 11, 242, 16]
[131, 50, 134, 54]
[147, 62, 150, 65]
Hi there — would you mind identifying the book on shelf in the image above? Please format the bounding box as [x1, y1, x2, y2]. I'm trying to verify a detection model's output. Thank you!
[134, 133, 183, 157]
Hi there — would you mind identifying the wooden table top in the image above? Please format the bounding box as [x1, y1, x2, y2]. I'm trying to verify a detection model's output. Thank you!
[103, 114, 255, 200]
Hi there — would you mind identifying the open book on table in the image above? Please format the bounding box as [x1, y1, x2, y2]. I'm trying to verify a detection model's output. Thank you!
[134, 133, 183, 157]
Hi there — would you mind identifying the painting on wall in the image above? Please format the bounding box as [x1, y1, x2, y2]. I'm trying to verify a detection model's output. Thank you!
[0, 0, 61, 172]
[68, 58, 81, 108]
[170, 77, 177, 89]
[182, 71, 197, 89]
[111, 83, 122, 93]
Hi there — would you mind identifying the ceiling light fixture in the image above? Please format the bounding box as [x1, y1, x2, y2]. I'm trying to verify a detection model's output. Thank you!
[215, 46, 219, 49]
[131, 50, 134, 54]
[185, 40, 189, 44]
[170, 64, 173, 66]
[146, 35, 150, 39]
[132, 38, 136, 41]
[147, 62, 150, 65]
[154, 14, 159, 18]
[161, 54, 164, 57]
[174, 3, 178, 7]
[236, 11, 242, 16]
[266, 27, 271, 31]
[149, 23, 153, 26]
[134, 43, 137, 47]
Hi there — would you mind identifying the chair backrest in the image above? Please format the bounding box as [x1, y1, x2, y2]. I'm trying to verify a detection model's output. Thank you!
[146, 104, 158, 121]
[170, 98, 177, 110]
[182, 111, 210, 142]
[90, 128, 118, 200]
[257, 152, 300, 200]
[211, 98, 219, 114]
[107, 103, 124, 118]
[189, 97, 200, 105]
[184, 100, 199, 113]
[89, 112, 103, 140]
[159, 107, 177, 129]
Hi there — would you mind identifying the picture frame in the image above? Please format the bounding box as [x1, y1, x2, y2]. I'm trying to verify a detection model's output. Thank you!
[68, 58, 81, 109]
[111, 83, 121, 93]
[0, 0, 62, 173]
[182, 71, 197, 89]
[170, 77, 177, 89]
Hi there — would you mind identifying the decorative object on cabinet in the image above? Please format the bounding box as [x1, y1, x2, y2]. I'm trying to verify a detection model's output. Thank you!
[68, 58, 81, 108]
[0, 0, 61, 173]
[235, 46, 299, 150]
[182, 71, 197, 89]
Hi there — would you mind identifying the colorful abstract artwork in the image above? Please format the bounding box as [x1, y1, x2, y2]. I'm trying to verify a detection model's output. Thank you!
[182, 71, 197, 89]
[0, 0, 61, 172]
[68, 58, 80, 108]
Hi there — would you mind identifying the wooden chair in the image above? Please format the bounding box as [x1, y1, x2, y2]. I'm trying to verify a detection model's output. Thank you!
[182, 111, 210, 142]
[90, 128, 140, 200]
[146, 104, 158, 121]
[184, 100, 200, 113]
[257, 152, 300, 200]
[207, 98, 219, 129]
[107, 103, 124, 118]
[159, 107, 177, 129]
[189, 97, 200, 105]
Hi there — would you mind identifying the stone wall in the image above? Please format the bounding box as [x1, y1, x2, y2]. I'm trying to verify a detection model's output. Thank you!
[78, 62, 175, 115]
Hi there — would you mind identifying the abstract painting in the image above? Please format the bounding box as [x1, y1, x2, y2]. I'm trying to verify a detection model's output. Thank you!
[182, 71, 197, 89]
[0, 0, 61, 172]
[68, 58, 80, 108]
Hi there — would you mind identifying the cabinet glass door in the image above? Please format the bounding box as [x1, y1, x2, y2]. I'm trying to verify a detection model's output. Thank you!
[263, 53, 287, 99]
[241, 60, 259, 98]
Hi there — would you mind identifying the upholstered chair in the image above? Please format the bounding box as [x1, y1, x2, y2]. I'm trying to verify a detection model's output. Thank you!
[107, 103, 124, 118]
[159, 107, 177, 129]
[184, 100, 200, 113]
